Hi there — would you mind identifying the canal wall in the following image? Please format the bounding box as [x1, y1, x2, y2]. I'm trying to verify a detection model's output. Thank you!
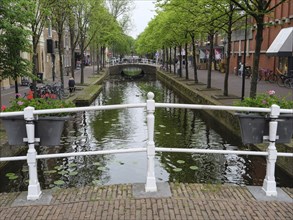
[73, 70, 109, 106]
[156, 70, 293, 177]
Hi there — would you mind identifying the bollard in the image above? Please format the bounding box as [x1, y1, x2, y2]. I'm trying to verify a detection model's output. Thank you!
[24, 107, 42, 200]
[262, 104, 279, 196]
[145, 92, 157, 192]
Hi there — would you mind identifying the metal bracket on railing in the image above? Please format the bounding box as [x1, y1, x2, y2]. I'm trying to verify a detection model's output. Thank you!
[23, 138, 40, 143]
[263, 135, 279, 141]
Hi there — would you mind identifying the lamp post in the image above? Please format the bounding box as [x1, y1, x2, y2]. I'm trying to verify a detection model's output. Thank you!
[241, 13, 248, 100]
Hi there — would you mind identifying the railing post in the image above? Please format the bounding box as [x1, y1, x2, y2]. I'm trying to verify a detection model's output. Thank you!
[145, 92, 157, 192]
[262, 104, 279, 196]
[24, 107, 42, 200]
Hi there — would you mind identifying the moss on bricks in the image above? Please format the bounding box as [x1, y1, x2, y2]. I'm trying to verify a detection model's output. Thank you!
[75, 84, 102, 106]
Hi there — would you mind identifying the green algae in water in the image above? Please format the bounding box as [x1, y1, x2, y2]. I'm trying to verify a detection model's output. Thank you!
[44, 170, 57, 174]
[173, 168, 182, 172]
[69, 171, 78, 176]
[54, 180, 65, 185]
[190, 166, 199, 170]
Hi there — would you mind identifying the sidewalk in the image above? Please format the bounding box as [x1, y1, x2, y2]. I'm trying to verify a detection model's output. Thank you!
[172, 65, 292, 105]
[0, 66, 98, 107]
[0, 183, 292, 219]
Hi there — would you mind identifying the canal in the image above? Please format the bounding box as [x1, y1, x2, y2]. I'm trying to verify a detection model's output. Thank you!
[0, 72, 291, 192]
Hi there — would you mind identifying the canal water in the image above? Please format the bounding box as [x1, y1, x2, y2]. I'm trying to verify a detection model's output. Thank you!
[0, 73, 291, 192]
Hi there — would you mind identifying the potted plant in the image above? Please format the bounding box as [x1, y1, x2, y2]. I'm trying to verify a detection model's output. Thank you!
[234, 90, 293, 144]
[1, 96, 75, 146]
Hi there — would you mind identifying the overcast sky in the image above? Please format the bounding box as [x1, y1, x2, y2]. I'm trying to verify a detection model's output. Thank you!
[129, 0, 156, 39]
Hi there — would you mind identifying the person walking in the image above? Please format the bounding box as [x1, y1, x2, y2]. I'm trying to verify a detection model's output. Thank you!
[68, 77, 75, 94]
[238, 62, 244, 77]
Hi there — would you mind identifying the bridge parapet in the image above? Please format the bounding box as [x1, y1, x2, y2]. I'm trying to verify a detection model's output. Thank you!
[108, 63, 157, 75]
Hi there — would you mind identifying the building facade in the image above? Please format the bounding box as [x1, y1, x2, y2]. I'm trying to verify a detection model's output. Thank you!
[230, 1, 293, 76]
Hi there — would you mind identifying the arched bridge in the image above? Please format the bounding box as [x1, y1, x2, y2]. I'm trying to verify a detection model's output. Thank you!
[108, 63, 157, 75]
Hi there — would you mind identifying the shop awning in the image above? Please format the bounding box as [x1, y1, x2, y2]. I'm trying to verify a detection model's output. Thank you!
[267, 27, 293, 56]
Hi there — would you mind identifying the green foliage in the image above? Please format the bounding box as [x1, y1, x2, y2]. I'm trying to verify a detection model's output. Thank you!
[0, 0, 33, 80]
[1, 98, 75, 115]
[234, 90, 293, 109]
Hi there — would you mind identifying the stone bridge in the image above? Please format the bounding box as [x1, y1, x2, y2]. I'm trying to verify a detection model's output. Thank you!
[108, 63, 157, 75]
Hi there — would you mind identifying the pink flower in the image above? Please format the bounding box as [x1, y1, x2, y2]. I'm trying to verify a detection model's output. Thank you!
[17, 101, 24, 105]
[267, 90, 275, 96]
[1, 105, 6, 111]
[262, 100, 267, 104]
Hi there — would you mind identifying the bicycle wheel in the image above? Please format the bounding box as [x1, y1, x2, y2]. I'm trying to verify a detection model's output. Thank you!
[277, 76, 285, 87]
[268, 74, 278, 83]
[284, 78, 293, 89]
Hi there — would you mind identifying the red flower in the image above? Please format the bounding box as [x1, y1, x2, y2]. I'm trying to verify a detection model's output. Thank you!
[1, 105, 6, 111]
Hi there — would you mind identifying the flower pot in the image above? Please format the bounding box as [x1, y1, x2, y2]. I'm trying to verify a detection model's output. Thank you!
[237, 114, 293, 144]
[1, 116, 69, 146]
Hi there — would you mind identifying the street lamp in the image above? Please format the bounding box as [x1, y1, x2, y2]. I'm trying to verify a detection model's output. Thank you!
[241, 13, 248, 101]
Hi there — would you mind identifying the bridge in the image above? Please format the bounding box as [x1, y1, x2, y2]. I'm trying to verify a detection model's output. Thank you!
[108, 63, 157, 75]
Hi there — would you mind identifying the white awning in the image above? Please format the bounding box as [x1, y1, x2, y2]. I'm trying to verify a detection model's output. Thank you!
[267, 27, 293, 56]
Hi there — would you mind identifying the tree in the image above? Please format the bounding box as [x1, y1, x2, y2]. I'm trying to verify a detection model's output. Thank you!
[0, 0, 33, 106]
[25, 0, 56, 97]
[50, 0, 73, 88]
[231, 0, 286, 98]
[106, 0, 134, 34]
[74, 0, 95, 84]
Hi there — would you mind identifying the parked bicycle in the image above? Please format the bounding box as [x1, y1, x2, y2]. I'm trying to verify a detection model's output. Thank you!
[268, 69, 290, 87]
[258, 68, 273, 81]
[244, 66, 252, 78]
[284, 76, 293, 89]
[29, 82, 70, 99]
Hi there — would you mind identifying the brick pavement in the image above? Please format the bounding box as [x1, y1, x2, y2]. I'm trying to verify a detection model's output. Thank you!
[0, 183, 292, 219]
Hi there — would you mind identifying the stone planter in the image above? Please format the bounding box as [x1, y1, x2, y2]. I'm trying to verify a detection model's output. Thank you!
[237, 114, 293, 144]
[1, 116, 69, 146]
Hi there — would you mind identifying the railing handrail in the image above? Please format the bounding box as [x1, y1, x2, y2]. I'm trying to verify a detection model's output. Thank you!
[0, 92, 292, 200]
[1, 103, 292, 118]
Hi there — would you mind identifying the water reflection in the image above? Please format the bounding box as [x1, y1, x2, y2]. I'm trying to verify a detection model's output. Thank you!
[0, 73, 291, 192]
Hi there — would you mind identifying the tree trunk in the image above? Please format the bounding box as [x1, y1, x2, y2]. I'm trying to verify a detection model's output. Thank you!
[162, 46, 165, 67]
[173, 46, 177, 75]
[69, 27, 76, 78]
[191, 35, 198, 83]
[207, 34, 214, 88]
[166, 47, 169, 71]
[58, 32, 64, 88]
[179, 45, 182, 77]
[185, 42, 189, 80]
[250, 19, 264, 98]
[223, 9, 233, 96]
[169, 47, 172, 73]
[32, 38, 38, 98]
[80, 39, 85, 84]
[0, 80, 2, 107]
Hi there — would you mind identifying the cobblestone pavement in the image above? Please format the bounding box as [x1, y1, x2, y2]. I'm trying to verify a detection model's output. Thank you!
[0, 183, 292, 220]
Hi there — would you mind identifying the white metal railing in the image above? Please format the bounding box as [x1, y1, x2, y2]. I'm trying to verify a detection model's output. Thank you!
[0, 92, 292, 200]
